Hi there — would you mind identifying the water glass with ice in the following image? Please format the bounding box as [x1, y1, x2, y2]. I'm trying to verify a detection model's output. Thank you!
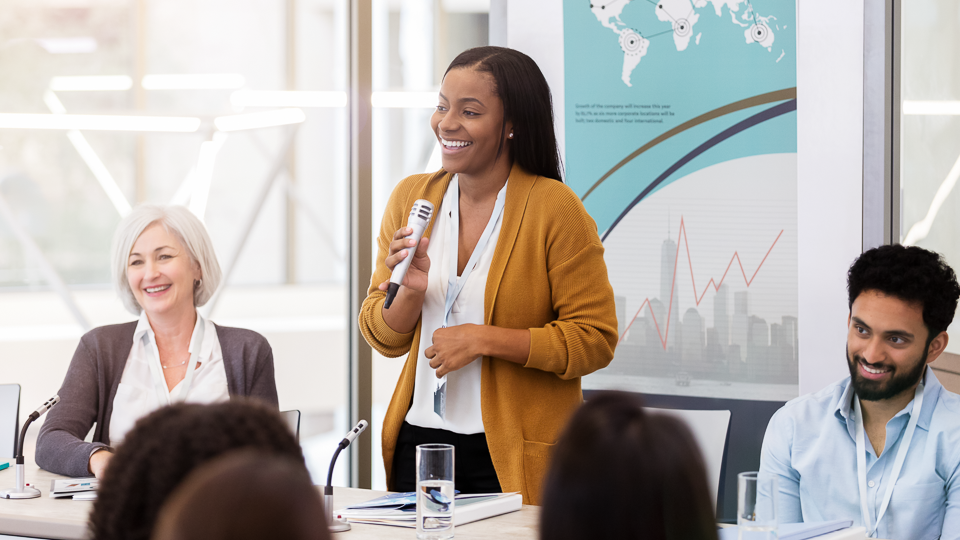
[416, 443, 455, 540]
[738, 471, 778, 540]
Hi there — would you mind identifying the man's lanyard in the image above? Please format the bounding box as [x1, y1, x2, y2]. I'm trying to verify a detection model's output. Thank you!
[433, 176, 508, 418]
[854, 381, 924, 538]
[144, 314, 206, 408]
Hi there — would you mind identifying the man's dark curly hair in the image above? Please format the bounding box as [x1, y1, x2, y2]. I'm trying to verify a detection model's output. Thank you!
[89, 401, 303, 540]
[848, 244, 960, 338]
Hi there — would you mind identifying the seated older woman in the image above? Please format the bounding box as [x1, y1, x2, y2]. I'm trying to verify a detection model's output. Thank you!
[36, 204, 278, 478]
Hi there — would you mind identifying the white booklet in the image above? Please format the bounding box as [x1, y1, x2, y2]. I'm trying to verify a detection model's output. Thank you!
[49, 477, 98, 499]
[336, 492, 522, 528]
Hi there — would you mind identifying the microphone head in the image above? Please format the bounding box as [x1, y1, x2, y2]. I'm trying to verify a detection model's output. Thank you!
[344, 420, 369, 445]
[410, 200, 434, 223]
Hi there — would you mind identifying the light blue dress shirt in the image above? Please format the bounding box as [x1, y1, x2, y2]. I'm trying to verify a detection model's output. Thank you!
[759, 367, 960, 540]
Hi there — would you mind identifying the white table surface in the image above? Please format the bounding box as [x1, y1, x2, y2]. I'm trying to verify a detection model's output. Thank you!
[0, 460, 539, 540]
[0, 460, 868, 540]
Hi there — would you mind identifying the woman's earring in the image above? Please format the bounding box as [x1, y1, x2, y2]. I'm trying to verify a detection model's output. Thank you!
[194, 279, 202, 290]
[508, 132, 514, 139]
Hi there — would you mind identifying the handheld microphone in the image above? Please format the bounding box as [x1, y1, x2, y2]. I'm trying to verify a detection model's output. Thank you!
[1, 395, 60, 500]
[384, 200, 434, 309]
[324, 419, 370, 533]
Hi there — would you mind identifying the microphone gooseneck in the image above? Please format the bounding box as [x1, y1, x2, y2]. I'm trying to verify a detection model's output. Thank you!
[326, 419, 369, 488]
[1, 395, 60, 500]
[384, 200, 434, 309]
[324, 420, 369, 533]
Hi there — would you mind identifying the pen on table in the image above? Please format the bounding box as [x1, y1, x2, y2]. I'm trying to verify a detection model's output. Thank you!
[0, 462, 9, 472]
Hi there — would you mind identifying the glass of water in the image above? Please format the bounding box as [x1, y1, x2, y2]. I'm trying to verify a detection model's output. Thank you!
[738, 472, 777, 540]
[416, 443, 455, 540]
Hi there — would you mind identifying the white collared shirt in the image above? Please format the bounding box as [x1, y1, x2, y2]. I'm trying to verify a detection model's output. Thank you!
[109, 310, 229, 445]
[403, 179, 505, 434]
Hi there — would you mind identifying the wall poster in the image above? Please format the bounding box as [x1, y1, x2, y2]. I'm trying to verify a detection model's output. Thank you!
[564, 0, 799, 401]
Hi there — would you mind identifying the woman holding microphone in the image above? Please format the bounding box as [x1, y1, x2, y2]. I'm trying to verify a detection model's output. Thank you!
[359, 46, 618, 504]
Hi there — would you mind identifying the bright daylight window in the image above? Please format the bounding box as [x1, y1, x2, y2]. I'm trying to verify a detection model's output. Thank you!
[0, 0, 351, 483]
[900, 0, 960, 388]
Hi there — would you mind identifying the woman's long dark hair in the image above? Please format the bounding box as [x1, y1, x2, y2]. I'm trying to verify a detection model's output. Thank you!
[445, 46, 564, 182]
[539, 392, 719, 540]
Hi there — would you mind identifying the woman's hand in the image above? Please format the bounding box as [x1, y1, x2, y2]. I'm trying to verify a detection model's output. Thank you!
[425, 324, 487, 377]
[378, 227, 431, 294]
[89, 449, 113, 479]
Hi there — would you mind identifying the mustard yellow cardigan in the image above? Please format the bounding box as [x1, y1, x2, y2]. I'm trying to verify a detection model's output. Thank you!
[358, 163, 618, 505]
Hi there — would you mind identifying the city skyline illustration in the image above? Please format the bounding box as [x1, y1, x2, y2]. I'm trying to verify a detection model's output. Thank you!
[586, 154, 799, 400]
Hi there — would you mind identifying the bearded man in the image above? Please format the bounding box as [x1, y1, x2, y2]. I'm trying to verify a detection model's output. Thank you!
[759, 245, 960, 540]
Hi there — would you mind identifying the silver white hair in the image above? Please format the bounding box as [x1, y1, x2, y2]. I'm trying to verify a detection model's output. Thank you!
[111, 204, 222, 315]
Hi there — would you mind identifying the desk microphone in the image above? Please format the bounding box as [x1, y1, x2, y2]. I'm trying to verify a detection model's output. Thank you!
[384, 200, 433, 309]
[0, 395, 60, 500]
[324, 420, 369, 533]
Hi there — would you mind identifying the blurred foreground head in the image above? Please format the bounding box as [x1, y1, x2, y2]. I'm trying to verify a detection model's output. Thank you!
[152, 450, 330, 540]
[539, 391, 718, 540]
[90, 401, 303, 540]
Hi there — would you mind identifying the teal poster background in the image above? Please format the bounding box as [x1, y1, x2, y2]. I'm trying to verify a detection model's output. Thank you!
[565, 0, 801, 400]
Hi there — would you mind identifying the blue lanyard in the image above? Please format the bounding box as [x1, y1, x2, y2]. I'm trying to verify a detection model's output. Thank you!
[433, 176, 507, 418]
[854, 381, 924, 537]
[441, 176, 508, 328]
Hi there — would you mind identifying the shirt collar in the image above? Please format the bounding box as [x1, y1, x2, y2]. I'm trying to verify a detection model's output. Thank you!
[834, 366, 942, 432]
[133, 310, 212, 357]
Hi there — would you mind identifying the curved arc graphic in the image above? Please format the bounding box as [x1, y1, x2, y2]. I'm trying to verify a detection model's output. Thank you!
[600, 98, 798, 242]
[580, 87, 798, 201]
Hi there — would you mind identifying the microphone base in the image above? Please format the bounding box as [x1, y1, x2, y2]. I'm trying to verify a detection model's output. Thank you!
[325, 492, 352, 532]
[0, 487, 41, 499]
[329, 522, 352, 533]
[0, 463, 41, 499]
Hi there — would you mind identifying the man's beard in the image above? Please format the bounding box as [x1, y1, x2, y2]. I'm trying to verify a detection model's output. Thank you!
[846, 345, 928, 401]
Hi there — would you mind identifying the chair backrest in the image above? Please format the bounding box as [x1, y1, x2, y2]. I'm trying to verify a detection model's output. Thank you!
[280, 409, 301, 443]
[0, 384, 21, 459]
[646, 407, 730, 508]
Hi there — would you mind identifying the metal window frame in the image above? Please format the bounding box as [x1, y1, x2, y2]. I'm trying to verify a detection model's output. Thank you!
[862, 0, 901, 250]
[348, 0, 373, 489]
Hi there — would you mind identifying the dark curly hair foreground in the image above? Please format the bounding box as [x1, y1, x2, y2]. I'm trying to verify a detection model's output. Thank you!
[89, 401, 303, 540]
[848, 244, 960, 339]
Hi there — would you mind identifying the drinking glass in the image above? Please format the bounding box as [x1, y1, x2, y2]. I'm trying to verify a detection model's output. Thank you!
[416, 444, 455, 539]
[738, 471, 778, 540]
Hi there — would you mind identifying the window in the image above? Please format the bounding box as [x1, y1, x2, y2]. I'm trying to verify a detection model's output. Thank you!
[0, 0, 351, 483]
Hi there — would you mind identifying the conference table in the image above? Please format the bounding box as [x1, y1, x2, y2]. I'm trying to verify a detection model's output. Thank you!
[0, 460, 865, 540]
[0, 460, 538, 539]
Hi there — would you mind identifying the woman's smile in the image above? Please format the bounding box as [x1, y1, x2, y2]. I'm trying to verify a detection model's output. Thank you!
[440, 137, 474, 152]
[144, 284, 172, 296]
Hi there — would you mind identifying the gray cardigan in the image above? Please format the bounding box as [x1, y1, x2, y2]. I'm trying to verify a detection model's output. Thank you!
[36, 321, 279, 477]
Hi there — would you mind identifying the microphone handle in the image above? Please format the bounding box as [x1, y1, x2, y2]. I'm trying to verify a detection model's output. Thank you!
[384, 219, 428, 309]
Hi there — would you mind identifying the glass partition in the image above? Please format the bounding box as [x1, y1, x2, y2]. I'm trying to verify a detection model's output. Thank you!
[900, 0, 960, 389]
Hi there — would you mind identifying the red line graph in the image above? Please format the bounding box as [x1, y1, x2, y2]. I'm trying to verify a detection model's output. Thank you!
[618, 216, 784, 350]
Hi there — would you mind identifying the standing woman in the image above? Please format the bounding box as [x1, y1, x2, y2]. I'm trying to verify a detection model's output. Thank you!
[37, 205, 278, 479]
[359, 46, 618, 504]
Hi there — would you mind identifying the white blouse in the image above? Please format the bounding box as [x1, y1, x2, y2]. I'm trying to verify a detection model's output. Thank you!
[109, 310, 229, 445]
[404, 178, 506, 435]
